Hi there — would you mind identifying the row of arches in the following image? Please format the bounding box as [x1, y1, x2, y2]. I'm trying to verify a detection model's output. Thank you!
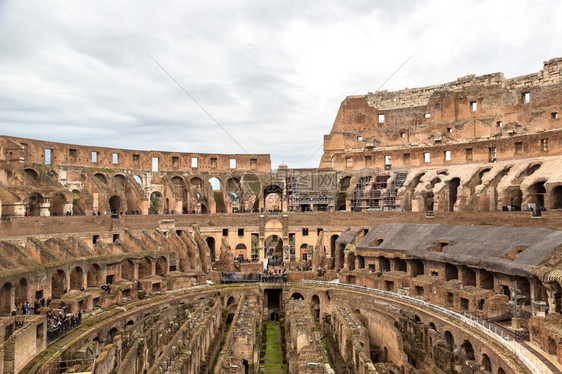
[421, 316, 505, 373]
[0, 256, 169, 314]
[362, 255, 538, 307]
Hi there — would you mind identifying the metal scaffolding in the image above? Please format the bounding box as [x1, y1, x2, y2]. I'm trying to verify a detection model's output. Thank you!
[350, 168, 408, 212]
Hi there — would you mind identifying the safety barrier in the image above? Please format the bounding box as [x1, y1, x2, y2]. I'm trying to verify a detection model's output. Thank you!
[302, 280, 550, 374]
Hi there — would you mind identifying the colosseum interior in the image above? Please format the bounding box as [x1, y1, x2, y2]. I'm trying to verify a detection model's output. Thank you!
[0, 58, 561, 374]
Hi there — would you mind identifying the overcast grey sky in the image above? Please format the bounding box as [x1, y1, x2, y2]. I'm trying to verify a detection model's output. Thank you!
[0, 0, 560, 168]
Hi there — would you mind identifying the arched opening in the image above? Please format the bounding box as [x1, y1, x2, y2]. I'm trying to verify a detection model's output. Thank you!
[290, 293, 304, 300]
[190, 177, 203, 189]
[149, 191, 162, 214]
[550, 185, 562, 209]
[506, 186, 523, 209]
[264, 185, 283, 212]
[15, 278, 27, 305]
[480, 270, 494, 290]
[264, 235, 283, 260]
[477, 168, 491, 186]
[357, 255, 365, 269]
[424, 192, 434, 212]
[155, 257, 167, 276]
[445, 263, 458, 281]
[209, 177, 221, 191]
[94, 173, 107, 184]
[226, 296, 236, 306]
[547, 336, 557, 355]
[410, 172, 425, 191]
[139, 258, 152, 278]
[126, 320, 134, 326]
[109, 195, 121, 214]
[106, 327, 119, 345]
[501, 285, 511, 299]
[525, 163, 541, 176]
[50, 193, 67, 216]
[121, 260, 134, 281]
[208, 177, 225, 213]
[235, 244, 247, 261]
[133, 175, 142, 186]
[498, 368, 506, 374]
[311, 294, 320, 321]
[394, 258, 407, 272]
[206, 237, 216, 262]
[242, 359, 249, 374]
[330, 235, 339, 258]
[171, 176, 184, 187]
[461, 340, 475, 360]
[410, 259, 424, 277]
[529, 181, 546, 208]
[444, 331, 454, 351]
[339, 176, 351, 191]
[462, 266, 476, 287]
[114, 174, 126, 187]
[481, 354, 492, 371]
[51, 270, 67, 298]
[448, 178, 460, 211]
[1, 283, 12, 314]
[71, 190, 86, 216]
[24, 168, 39, 180]
[87, 264, 101, 287]
[70, 267, 83, 291]
[429, 322, 437, 331]
[229, 192, 240, 212]
[27, 192, 43, 216]
[300, 243, 309, 262]
[379, 257, 390, 272]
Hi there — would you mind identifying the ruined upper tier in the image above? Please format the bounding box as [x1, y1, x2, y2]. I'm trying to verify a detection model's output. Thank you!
[320, 57, 562, 170]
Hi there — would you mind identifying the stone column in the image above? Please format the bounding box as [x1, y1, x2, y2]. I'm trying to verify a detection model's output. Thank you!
[40, 198, 50, 216]
[546, 284, 558, 314]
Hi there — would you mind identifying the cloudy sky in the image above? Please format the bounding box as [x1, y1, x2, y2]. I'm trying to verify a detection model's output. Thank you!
[0, 0, 561, 168]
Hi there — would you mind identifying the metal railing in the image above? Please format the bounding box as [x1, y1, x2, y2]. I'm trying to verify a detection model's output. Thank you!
[302, 280, 550, 374]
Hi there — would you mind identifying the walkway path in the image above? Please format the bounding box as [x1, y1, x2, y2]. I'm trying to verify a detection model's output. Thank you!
[262, 320, 287, 373]
[521, 342, 562, 374]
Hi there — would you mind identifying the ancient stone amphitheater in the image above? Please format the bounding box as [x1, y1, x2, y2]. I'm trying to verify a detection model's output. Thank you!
[0, 58, 561, 374]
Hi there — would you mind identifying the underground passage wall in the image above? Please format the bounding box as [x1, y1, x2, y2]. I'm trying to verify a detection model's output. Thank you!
[15, 283, 532, 374]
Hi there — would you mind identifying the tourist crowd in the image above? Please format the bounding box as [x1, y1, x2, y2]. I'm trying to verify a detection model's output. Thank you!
[10, 299, 82, 343]
[46, 307, 82, 342]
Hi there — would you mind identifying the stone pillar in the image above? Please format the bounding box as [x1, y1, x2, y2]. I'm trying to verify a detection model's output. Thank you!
[374, 257, 381, 272]
[546, 285, 558, 314]
[475, 269, 482, 288]
[64, 202, 73, 215]
[134, 262, 140, 281]
[39, 200, 50, 216]
[93, 192, 99, 214]
[281, 197, 288, 212]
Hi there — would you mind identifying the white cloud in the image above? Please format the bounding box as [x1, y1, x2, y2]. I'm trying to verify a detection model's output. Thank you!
[0, 0, 560, 168]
